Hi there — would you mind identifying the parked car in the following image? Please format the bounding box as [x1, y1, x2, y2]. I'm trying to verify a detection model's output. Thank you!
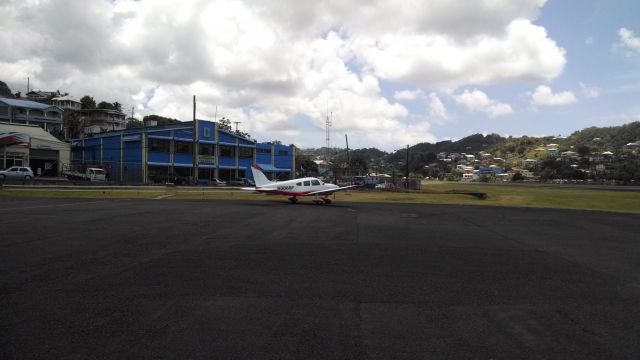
[211, 178, 226, 186]
[0, 166, 34, 180]
[227, 178, 255, 186]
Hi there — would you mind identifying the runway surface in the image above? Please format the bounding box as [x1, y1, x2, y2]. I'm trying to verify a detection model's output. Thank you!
[1, 198, 639, 359]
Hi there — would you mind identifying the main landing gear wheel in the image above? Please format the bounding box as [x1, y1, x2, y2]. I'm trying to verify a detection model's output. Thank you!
[321, 197, 332, 204]
[288, 197, 298, 204]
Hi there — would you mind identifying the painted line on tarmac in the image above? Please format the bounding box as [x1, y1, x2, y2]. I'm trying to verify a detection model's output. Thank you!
[0, 200, 110, 211]
[153, 194, 174, 200]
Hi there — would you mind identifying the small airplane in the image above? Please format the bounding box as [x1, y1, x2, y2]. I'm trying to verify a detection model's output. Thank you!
[242, 164, 357, 204]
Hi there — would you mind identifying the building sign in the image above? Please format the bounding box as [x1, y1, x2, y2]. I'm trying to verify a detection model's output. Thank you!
[0, 132, 30, 147]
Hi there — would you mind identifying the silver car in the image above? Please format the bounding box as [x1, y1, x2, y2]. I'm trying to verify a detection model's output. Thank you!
[0, 166, 35, 180]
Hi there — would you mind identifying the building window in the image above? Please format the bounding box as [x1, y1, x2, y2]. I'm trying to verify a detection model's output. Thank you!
[203, 127, 210, 138]
[278, 150, 288, 156]
[175, 141, 193, 153]
[149, 139, 170, 152]
[257, 148, 271, 154]
[239, 147, 254, 158]
[219, 145, 235, 157]
[199, 143, 214, 156]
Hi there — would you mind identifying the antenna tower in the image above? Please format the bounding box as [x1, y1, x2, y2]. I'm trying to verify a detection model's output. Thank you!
[325, 112, 332, 149]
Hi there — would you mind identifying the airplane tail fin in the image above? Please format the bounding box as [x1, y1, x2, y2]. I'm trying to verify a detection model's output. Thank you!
[250, 164, 272, 187]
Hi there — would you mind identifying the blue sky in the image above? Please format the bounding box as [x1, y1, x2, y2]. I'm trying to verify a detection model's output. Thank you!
[1, 0, 639, 150]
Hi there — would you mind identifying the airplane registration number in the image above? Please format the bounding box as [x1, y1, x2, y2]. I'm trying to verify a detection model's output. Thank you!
[277, 186, 294, 190]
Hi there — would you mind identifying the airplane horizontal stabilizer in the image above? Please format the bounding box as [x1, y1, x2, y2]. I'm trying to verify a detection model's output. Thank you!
[307, 185, 358, 196]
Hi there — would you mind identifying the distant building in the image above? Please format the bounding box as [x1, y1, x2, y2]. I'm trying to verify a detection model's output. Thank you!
[523, 159, 537, 168]
[79, 108, 126, 134]
[51, 95, 81, 111]
[0, 97, 63, 131]
[24, 90, 62, 102]
[313, 158, 331, 175]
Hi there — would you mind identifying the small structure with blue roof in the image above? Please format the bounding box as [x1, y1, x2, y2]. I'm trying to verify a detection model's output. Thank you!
[0, 97, 64, 131]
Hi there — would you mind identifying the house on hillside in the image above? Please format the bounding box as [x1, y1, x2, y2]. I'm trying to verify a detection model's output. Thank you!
[0, 97, 63, 132]
[523, 159, 537, 168]
[51, 95, 81, 111]
[79, 108, 126, 134]
[24, 90, 62, 102]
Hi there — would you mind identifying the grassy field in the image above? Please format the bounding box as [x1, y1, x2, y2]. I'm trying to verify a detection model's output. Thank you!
[1, 183, 640, 214]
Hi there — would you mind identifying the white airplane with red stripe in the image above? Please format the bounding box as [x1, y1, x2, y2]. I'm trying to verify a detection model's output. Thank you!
[242, 164, 357, 204]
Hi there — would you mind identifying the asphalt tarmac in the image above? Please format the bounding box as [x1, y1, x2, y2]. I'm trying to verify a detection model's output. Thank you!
[1, 198, 639, 359]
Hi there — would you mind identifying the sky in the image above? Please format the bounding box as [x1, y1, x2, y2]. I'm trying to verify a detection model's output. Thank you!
[1, 0, 639, 151]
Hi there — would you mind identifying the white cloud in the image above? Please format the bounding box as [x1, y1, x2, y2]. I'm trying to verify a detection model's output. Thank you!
[617, 27, 640, 55]
[394, 89, 425, 101]
[579, 82, 600, 98]
[454, 89, 513, 117]
[352, 18, 566, 89]
[531, 85, 577, 106]
[427, 93, 450, 123]
[0, 0, 564, 149]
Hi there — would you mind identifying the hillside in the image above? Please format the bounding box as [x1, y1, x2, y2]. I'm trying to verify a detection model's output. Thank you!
[301, 121, 640, 179]
[488, 122, 640, 167]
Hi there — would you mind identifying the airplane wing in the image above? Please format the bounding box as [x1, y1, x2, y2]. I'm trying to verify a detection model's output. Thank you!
[306, 185, 358, 196]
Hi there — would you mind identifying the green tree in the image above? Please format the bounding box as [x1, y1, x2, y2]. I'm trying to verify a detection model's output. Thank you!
[576, 144, 591, 156]
[218, 117, 233, 132]
[126, 119, 143, 129]
[113, 102, 122, 112]
[142, 114, 180, 125]
[80, 96, 96, 109]
[295, 155, 319, 177]
[64, 111, 84, 139]
[0, 80, 13, 97]
[97, 101, 115, 110]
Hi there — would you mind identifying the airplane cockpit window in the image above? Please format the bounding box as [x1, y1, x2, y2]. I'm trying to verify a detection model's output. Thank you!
[311, 180, 320, 186]
[296, 182, 302, 186]
[303, 180, 311, 186]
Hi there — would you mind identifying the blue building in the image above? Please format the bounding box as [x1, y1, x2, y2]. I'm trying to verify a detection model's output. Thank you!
[0, 97, 64, 131]
[70, 120, 295, 184]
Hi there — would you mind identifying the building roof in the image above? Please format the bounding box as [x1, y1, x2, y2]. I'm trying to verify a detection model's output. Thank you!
[0, 97, 59, 111]
[0, 122, 69, 150]
[52, 95, 80, 102]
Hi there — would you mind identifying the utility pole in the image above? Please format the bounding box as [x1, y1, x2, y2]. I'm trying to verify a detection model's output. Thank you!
[193, 95, 198, 184]
[233, 121, 241, 132]
[345, 134, 350, 181]
[405, 144, 409, 189]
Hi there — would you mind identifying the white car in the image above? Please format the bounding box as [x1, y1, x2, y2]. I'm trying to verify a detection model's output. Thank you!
[0, 166, 34, 180]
